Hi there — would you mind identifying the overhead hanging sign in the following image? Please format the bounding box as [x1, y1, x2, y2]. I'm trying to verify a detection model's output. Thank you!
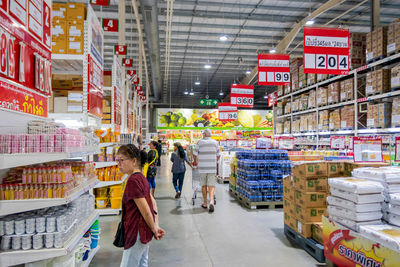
[303, 27, 350, 75]
[268, 92, 277, 107]
[258, 54, 290, 86]
[103, 19, 118, 32]
[132, 76, 139, 84]
[330, 136, 346, 149]
[114, 45, 127, 55]
[353, 136, 383, 163]
[127, 70, 136, 76]
[90, 0, 110, 6]
[218, 103, 238, 122]
[230, 84, 254, 108]
[199, 99, 218, 106]
[122, 58, 133, 67]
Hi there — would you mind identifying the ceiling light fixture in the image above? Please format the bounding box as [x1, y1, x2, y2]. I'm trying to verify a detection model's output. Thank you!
[246, 69, 251, 75]
[189, 89, 194, 96]
[264, 95, 268, 99]
[219, 35, 228, 41]
[204, 64, 211, 69]
[306, 19, 314, 25]
[195, 81, 200, 85]
[269, 48, 276, 53]
[184, 90, 189, 95]
[219, 90, 224, 96]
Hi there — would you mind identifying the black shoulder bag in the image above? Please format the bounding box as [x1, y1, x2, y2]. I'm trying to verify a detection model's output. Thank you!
[113, 206, 125, 247]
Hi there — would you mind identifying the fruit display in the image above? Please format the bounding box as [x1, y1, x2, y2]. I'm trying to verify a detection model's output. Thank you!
[157, 108, 273, 129]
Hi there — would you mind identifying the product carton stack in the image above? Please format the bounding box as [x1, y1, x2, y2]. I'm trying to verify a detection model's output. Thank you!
[392, 96, 400, 127]
[327, 177, 384, 231]
[292, 97, 299, 112]
[284, 101, 291, 114]
[340, 105, 355, 130]
[317, 87, 328, 107]
[283, 176, 296, 230]
[349, 32, 366, 69]
[366, 26, 387, 62]
[300, 94, 308, 111]
[339, 78, 358, 102]
[307, 74, 316, 86]
[307, 113, 317, 132]
[329, 110, 340, 131]
[102, 98, 111, 124]
[291, 162, 329, 239]
[328, 82, 340, 104]
[276, 102, 283, 116]
[283, 120, 291, 134]
[276, 122, 283, 134]
[284, 85, 291, 95]
[317, 74, 328, 82]
[318, 110, 329, 132]
[387, 18, 400, 55]
[52, 3, 86, 55]
[367, 103, 391, 128]
[292, 119, 300, 133]
[352, 167, 400, 227]
[291, 58, 303, 91]
[277, 86, 284, 97]
[298, 65, 307, 88]
[308, 90, 316, 109]
[392, 64, 400, 90]
[299, 116, 308, 132]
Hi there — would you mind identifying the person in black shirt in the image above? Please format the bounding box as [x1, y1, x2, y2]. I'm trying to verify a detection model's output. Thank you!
[156, 140, 162, 166]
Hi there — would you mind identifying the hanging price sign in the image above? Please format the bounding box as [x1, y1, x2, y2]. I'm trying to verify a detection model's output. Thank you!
[127, 69, 136, 76]
[256, 137, 272, 149]
[353, 136, 383, 163]
[218, 103, 237, 121]
[103, 19, 118, 32]
[278, 136, 294, 150]
[114, 45, 127, 55]
[395, 137, 400, 162]
[122, 58, 133, 67]
[330, 136, 346, 149]
[230, 84, 254, 108]
[258, 54, 290, 86]
[90, 0, 110, 6]
[268, 91, 277, 107]
[132, 76, 139, 84]
[303, 27, 349, 75]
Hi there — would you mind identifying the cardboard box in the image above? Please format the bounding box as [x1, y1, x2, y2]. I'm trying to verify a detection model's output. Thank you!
[52, 20, 67, 39]
[392, 95, 400, 127]
[295, 205, 327, 223]
[318, 110, 329, 131]
[312, 223, 323, 244]
[283, 176, 292, 188]
[392, 65, 400, 90]
[49, 95, 54, 113]
[295, 190, 327, 208]
[67, 103, 83, 113]
[296, 219, 313, 238]
[103, 113, 111, 120]
[307, 74, 316, 86]
[102, 119, 111, 124]
[317, 87, 328, 106]
[52, 38, 67, 54]
[327, 162, 345, 177]
[328, 82, 340, 104]
[284, 211, 296, 230]
[283, 120, 291, 134]
[67, 20, 84, 38]
[340, 105, 355, 129]
[67, 38, 83, 54]
[104, 75, 112, 87]
[52, 3, 67, 21]
[284, 185, 295, 202]
[329, 109, 340, 131]
[52, 78, 72, 90]
[292, 162, 327, 178]
[284, 198, 295, 217]
[54, 97, 68, 113]
[344, 162, 389, 176]
[66, 3, 86, 21]
[103, 106, 111, 113]
[67, 91, 83, 103]
[308, 90, 316, 109]
[293, 177, 328, 192]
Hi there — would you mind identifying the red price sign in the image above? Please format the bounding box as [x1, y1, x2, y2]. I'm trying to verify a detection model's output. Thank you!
[303, 27, 350, 75]
[268, 91, 277, 107]
[330, 136, 346, 149]
[127, 69, 136, 76]
[122, 58, 133, 67]
[90, 0, 110, 6]
[103, 19, 118, 32]
[114, 45, 127, 55]
[87, 55, 103, 117]
[353, 136, 383, 163]
[132, 76, 139, 84]
[230, 84, 254, 108]
[258, 54, 290, 86]
[278, 136, 294, 150]
[218, 103, 237, 122]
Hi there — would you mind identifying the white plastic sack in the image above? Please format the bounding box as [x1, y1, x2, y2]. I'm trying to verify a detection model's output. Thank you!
[359, 224, 400, 252]
[328, 177, 384, 194]
[330, 187, 384, 204]
[327, 205, 382, 222]
[383, 212, 400, 227]
[352, 167, 400, 183]
[389, 193, 400, 206]
[382, 203, 400, 216]
[329, 215, 382, 232]
[327, 196, 382, 212]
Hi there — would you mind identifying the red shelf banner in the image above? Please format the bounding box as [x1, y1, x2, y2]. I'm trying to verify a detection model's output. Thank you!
[303, 27, 350, 75]
[353, 136, 383, 163]
[230, 84, 254, 108]
[114, 45, 127, 55]
[258, 54, 290, 86]
[103, 19, 118, 32]
[87, 54, 103, 117]
[218, 103, 237, 122]
[122, 58, 133, 67]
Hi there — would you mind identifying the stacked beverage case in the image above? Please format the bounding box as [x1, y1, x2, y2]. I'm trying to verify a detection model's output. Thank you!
[235, 150, 291, 203]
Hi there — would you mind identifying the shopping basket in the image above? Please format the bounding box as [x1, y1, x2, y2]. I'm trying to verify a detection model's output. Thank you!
[191, 167, 216, 206]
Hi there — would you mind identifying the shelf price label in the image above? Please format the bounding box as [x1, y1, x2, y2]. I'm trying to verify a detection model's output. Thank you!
[218, 103, 237, 121]
[230, 84, 254, 108]
[114, 45, 127, 55]
[256, 137, 272, 149]
[303, 27, 350, 75]
[330, 136, 346, 149]
[103, 19, 118, 32]
[258, 54, 290, 86]
[353, 136, 383, 163]
[122, 58, 133, 67]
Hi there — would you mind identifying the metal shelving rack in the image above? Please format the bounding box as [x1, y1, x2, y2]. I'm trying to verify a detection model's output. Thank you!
[274, 52, 400, 148]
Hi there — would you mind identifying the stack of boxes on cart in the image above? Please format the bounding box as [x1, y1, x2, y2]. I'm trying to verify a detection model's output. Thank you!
[234, 150, 291, 204]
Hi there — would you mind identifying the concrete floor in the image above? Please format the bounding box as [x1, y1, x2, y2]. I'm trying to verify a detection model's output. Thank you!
[90, 156, 322, 267]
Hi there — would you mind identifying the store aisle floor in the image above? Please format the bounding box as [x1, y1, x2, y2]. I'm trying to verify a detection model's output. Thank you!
[90, 156, 321, 267]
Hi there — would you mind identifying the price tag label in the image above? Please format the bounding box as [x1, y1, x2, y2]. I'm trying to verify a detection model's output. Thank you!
[103, 18, 118, 32]
[303, 27, 350, 75]
[258, 54, 290, 86]
[330, 136, 346, 149]
[122, 58, 133, 67]
[353, 136, 383, 162]
[226, 139, 237, 149]
[218, 103, 238, 122]
[256, 137, 272, 149]
[278, 137, 294, 150]
[114, 45, 127, 55]
[230, 84, 254, 108]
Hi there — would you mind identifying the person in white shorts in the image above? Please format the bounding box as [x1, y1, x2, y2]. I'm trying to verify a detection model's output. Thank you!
[193, 129, 220, 213]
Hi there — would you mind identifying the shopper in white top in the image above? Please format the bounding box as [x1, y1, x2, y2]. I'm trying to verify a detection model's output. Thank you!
[193, 129, 220, 213]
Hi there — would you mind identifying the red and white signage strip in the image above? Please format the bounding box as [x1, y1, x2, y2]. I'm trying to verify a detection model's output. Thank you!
[303, 27, 350, 75]
[230, 84, 254, 108]
[114, 45, 127, 55]
[258, 54, 290, 86]
[218, 103, 237, 122]
[122, 58, 133, 67]
[103, 19, 118, 32]
[330, 136, 346, 149]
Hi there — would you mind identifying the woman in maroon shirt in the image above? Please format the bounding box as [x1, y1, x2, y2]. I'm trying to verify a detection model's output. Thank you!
[117, 144, 166, 267]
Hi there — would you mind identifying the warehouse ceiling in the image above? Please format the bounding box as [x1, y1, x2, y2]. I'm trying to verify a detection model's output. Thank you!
[72, 0, 400, 107]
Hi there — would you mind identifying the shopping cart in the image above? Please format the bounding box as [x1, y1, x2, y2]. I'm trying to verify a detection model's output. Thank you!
[191, 167, 216, 206]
